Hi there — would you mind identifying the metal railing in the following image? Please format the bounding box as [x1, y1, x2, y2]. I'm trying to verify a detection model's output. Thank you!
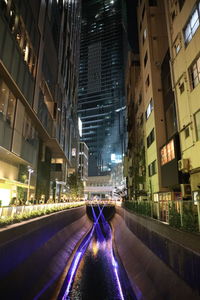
[85, 199, 119, 206]
[0, 202, 85, 219]
[124, 200, 200, 233]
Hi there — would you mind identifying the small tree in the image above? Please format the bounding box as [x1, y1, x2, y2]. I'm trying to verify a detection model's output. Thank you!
[67, 173, 84, 201]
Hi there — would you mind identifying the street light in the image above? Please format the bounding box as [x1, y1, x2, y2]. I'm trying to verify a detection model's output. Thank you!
[27, 166, 34, 203]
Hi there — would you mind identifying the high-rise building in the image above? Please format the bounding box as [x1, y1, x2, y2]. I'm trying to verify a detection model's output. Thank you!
[0, 0, 81, 205]
[78, 0, 125, 176]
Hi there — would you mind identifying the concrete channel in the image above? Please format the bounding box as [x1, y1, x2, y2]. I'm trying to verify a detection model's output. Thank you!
[0, 205, 199, 300]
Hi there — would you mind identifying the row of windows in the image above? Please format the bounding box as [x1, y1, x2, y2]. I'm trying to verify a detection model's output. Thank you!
[0, 78, 37, 147]
[0, 80, 15, 127]
[1, 0, 37, 77]
[172, 1, 199, 55]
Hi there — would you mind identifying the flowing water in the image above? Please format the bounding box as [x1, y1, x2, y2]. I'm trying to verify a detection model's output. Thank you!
[58, 207, 136, 300]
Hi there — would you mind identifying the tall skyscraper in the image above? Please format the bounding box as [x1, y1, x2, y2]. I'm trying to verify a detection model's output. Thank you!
[78, 0, 125, 176]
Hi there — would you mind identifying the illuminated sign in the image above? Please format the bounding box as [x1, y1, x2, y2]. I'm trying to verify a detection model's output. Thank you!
[72, 148, 76, 157]
[78, 117, 82, 137]
[111, 153, 122, 163]
[161, 139, 175, 165]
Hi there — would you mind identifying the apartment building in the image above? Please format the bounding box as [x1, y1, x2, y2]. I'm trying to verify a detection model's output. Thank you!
[165, 0, 200, 199]
[137, 0, 169, 200]
[0, 0, 81, 205]
[125, 52, 147, 200]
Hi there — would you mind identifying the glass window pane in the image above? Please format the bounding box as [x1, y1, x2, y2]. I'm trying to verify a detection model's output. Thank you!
[6, 91, 16, 127]
[184, 24, 191, 43]
[190, 9, 199, 35]
[0, 81, 9, 117]
[195, 111, 200, 140]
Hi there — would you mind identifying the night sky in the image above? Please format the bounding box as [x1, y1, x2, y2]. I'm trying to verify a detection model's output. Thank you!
[126, 0, 139, 53]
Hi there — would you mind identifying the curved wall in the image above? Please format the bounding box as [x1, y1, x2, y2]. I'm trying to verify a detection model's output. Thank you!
[111, 207, 200, 300]
[0, 206, 92, 299]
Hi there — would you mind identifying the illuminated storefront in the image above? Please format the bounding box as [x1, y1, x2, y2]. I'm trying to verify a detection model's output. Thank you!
[0, 178, 35, 206]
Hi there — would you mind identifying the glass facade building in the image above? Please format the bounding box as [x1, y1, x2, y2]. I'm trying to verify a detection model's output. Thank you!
[0, 0, 81, 204]
[78, 0, 125, 176]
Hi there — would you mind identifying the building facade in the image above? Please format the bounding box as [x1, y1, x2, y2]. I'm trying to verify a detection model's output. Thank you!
[78, 0, 125, 177]
[125, 0, 200, 203]
[0, 0, 81, 205]
[125, 51, 147, 201]
[137, 0, 169, 199]
[165, 0, 200, 200]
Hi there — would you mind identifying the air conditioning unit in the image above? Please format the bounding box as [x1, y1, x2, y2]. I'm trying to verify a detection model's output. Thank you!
[178, 159, 189, 172]
[180, 184, 191, 197]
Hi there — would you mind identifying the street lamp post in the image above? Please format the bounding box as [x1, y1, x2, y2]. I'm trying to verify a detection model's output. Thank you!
[27, 166, 34, 203]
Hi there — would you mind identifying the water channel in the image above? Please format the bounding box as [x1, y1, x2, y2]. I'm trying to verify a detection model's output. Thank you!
[57, 206, 136, 300]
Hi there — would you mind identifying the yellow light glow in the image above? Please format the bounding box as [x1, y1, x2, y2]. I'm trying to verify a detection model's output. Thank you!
[0, 188, 10, 206]
[92, 240, 99, 256]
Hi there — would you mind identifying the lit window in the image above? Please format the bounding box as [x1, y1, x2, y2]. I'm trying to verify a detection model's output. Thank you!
[160, 139, 175, 166]
[184, 3, 200, 45]
[143, 28, 147, 43]
[189, 56, 200, 89]
[173, 35, 181, 55]
[145, 98, 153, 120]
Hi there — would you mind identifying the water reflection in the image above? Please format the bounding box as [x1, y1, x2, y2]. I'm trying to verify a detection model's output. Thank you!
[58, 207, 135, 300]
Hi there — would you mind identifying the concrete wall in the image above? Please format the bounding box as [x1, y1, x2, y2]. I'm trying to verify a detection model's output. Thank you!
[111, 207, 200, 300]
[0, 206, 92, 299]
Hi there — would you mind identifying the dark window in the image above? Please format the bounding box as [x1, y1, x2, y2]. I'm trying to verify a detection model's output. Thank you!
[145, 75, 150, 90]
[144, 51, 148, 67]
[142, 5, 145, 20]
[178, 0, 185, 11]
[147, 128, 155, 148]
[149, 0, 157, 6]
[179, 82, 185, 93]
[184, 127, 190, 139]
[148, 160, 156, 176]
[139, 21, 142, 31]
[171, 10, 176, 21]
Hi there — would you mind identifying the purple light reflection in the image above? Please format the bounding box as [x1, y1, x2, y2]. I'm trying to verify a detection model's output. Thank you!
[59, 205, 105, 299]
[62, 251, 82, 300]
[97, 204, 125, 300]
